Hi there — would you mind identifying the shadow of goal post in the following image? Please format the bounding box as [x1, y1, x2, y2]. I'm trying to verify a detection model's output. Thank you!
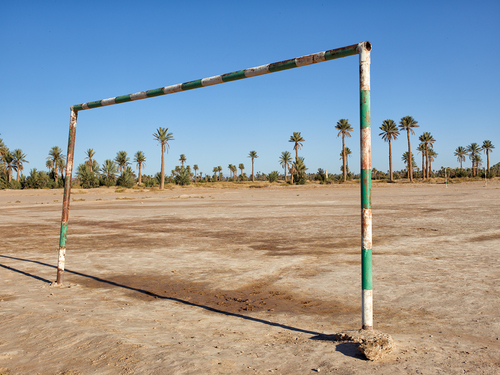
[57, 41, 373, 330]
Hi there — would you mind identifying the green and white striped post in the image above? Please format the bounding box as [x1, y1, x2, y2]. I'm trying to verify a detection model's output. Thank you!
[358, 42, 373, 330]
[57, 42, 374, 330]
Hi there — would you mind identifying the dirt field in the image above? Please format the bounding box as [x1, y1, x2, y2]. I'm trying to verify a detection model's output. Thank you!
[1, 181, 499, 374]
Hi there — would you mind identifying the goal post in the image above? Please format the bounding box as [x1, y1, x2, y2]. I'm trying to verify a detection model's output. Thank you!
[57, 41, 373, 330]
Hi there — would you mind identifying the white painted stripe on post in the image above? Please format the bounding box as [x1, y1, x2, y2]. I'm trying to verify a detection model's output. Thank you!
[362, 289, 373, 328]
[101, 98, 116, 106]
[245, 64, 270, 78]
[130, 92, 148, 101]
[362, 208, 372, 249]
[201, 75, 224, 87]
[163, 84, 183, 95]
[295, 51, 326, 67]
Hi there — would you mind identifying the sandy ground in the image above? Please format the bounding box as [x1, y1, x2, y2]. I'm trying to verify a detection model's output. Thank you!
[0, 181, 499, 374]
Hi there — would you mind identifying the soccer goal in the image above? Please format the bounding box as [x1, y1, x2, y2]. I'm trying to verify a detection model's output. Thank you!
[57, 41, 373, 330]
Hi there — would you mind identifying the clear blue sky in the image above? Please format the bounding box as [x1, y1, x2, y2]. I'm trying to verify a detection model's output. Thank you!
[1, 1, 498, 177]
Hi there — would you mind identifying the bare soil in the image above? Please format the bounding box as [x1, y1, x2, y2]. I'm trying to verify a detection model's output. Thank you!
[0, 181, 499, 374]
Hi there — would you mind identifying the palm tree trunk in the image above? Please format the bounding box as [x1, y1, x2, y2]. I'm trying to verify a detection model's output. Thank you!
[389, 140, 393, 182]
[284, 162, 287, 182]
[251, 159, 255, 182]
[407, 131, 413, 182]
[487, 151, 490, 172]
[426, 149, 430, 179]
[421, 152, 425, 180]
[160, 146, 165, 190]
[138, 165, 142, 185]
[342, 135, 346, 182]
[16, 166, 20, 182]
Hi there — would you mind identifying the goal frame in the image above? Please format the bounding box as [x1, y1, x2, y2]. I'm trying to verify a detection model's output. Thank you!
[56, 41, 373, 330]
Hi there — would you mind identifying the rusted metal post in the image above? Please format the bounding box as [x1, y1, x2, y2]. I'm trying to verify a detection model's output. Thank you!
[55, 109, 77, 285]
[358, 41, 373, 330]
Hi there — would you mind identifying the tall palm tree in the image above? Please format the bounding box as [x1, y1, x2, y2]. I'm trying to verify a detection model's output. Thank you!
[428, 149, 438, 176]
[379, 119, 399, 182]
[289, 132, 305, 161]
[279, 151, 292, 182]
[212, 167, 218, 181]
[481, 140, 495, 173]
[47, 146, 65, 185]
[217, 166, 223, 181]
[153, 127, 174, 190]
[2, 150, 14, 182]
[134, 151, 146, 185]
[228, 164, 234, 179]
[85, 148, 96, 172]
[344, 147, 352, 175]
[473, 154, 483, 172]
[238, 163, 245, 179]
[399, 116, 419, 181]
[419, 132, 435, 179]
[417, 143, 426, 180]
[230, 164, 237, 179]
[193, 164, 199, 181]
[454, 146, 467, 169]
[12, 149, 28, 182]
[101, 159, 118, 179]
[467, 143, 481, 176]
[335, 119, 353, 182]
[46, 159, 53, 172]
[401, 151, 416, 178]
[179, 154, 187, 168]
[248, 151, 258, 182]
[115, 151, 130, 177]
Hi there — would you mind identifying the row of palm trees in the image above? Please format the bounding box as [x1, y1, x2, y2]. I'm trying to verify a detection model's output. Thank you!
[454, 141, 495, 176]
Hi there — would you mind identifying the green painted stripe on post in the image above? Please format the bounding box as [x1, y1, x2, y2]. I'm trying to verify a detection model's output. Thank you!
[362, 248, 372, 289]
[268, 58, 297, 72]
[115, 94, 132, 104]
[181, 80, 203, 90]
[361, 169, 372, 209]
[59, 222, 68, 248]
[87, 100, 103, 109]
[324, 46, 357, 61]
[71, 104, 83, 111]
[221, 70, 246, 82]
[360, 90, 370, 129]
[146, 88, 165, 97]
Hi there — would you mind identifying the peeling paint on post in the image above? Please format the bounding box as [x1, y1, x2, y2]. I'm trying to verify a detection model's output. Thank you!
[56, 109, 77, 285]
[358, 41, 373, 330]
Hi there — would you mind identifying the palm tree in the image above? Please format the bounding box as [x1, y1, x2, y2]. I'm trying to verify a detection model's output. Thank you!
[115, 151, 130, 177]
[379, 119, 399, 182]
[248, 151, 258, 182]
[12, 149, 28, 182]
[418, 132, 435, 179]
[279, 151, 292, 182]
[473, 154, 483, 172]
[428, 149, 438, 176]
[217, 166, 223, 181]
[402, 151, 416, 178]
[134, 151, 146, 185]
[228, 164, 234, 179]
[46, 159, 53, 172]
[193, 164, 199, 181]
[101, 159, 118, 180]
[344, 147, 352, 175]
[481, 140, 495, 173]
[85, 148, 96, 172]
[47, 146, 65, 185]
[454, 146, 467, 169]
[399, 116, 419, 181]
[153, 127, 174, 190]
[238, 163, 245, 179]
[335, 119, 353, 182]
[289, 132, 305, 161]
[467, 143, 481, 176]
[2, 150, 14, 182]
[417, 143, 426, 180]
[230, 164, 237, 179]
[212, 167, 219, 181]
[179, 154, 187, 168]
